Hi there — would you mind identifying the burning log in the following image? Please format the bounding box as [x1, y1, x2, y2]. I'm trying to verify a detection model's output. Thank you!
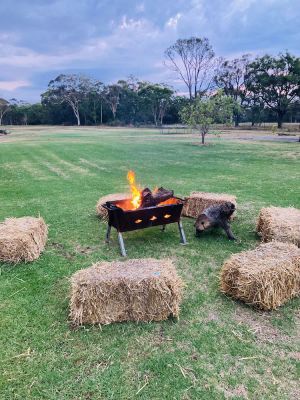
[140, 187, 174, 208]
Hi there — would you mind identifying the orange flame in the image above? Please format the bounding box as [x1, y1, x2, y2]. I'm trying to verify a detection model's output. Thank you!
[127, 170, 141, 209]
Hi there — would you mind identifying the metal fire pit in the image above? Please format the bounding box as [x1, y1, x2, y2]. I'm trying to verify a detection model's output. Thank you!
[103, 197, 187, 256]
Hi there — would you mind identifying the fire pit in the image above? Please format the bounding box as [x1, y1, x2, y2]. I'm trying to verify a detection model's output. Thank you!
[102, 171, 187, 256]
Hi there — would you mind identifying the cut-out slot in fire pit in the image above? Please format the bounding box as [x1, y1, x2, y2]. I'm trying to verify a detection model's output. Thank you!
[103, 197, 186, 256]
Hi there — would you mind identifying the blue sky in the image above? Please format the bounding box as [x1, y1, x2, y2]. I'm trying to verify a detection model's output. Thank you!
[0, 0, 299, 102]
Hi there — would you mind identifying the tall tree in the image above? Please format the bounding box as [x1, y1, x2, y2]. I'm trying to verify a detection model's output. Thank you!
[0, 98, 10, 125]
[104, 83, 122, 120]
[180, 91, 235, 145]
[165, 37, 217, 99]
[41, 74, 93, 125]
[245, 52, 300, 128]
[215, 54, 250, 126]
[116, 77, 140, 124]
[138, 83, 174, 126]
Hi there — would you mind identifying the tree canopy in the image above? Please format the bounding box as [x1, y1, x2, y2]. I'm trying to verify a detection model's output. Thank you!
[180, 91, 235, 144]
[245, 52, 300, 128]
[165, 37, 217, 99]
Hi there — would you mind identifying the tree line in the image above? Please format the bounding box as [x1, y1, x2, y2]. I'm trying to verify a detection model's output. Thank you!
[1, 37, 300, 128]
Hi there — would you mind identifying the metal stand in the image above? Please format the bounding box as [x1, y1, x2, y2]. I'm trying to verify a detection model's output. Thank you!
[105, 225, 111, 243]
[161, 224, 166, 232]
[178, 220, 187, 245]
[117, 232, 127, 257]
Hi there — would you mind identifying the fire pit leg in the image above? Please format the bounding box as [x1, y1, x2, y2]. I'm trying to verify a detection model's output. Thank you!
[117, 232, 127, 257]
[161, 224, 166, 232]
[105, 225, 111, 243]
[178, 221, 187, 245]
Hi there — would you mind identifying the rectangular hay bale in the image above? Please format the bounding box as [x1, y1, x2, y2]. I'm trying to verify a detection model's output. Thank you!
[220, 241, 300, 310]
[0, 217, 48, 263]
[70, 258, 183, 326]
[182, 191, 237, 218]
[257, 206, 300, 247]
[96, 192, 129, 219]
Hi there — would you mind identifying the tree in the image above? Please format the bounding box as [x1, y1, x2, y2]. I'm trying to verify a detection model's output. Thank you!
[180, 91, 234, 144]
[41, 74, 93, 125]
[245, 52, 300, 128]
[0, 98, 10, 125]
[104, 83, 122, 120]
[138, 83, 174, 126]
[165, 37, 217, 99]
[215, 54, 250, 126]
[116, 77, 140, 124]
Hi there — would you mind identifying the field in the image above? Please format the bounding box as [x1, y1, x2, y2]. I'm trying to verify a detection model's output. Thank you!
[0, 126, 299, 400]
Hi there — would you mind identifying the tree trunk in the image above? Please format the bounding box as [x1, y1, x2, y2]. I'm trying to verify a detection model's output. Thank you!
[201, 132, 205, 145]
[188, 85, 193, 100]
[234, 112, 239, 127]
[100, 102, 103, 124]
[277, 111, 284, 129]
[76, 113, 80, 126]
[70, 103, 80, 125]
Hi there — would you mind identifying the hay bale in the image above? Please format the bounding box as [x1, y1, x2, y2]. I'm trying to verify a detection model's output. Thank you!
[0, 217, 48, 263]
[220, 241, 300, 310]
[257, 206, 300, 247]
[182, 191, 237, 218]
[96, 193, 129, 219]
[70, 258, 183, 326]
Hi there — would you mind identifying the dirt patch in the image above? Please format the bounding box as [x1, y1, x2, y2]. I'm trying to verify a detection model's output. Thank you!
[75, 244, 98, 255]
[288, 352, 300, 361]
[218, 384, 248, 399]
[49, 242, 74, 260]
[233, 307, 290, 343]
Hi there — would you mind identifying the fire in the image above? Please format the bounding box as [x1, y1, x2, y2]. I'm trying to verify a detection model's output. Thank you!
[127, 170, 141, 209]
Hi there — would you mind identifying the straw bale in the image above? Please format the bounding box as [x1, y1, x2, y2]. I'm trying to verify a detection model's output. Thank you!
[183, 191, 237, 218]
[0, 217, 48, 263]
[220, 241, 300, 310]
[96, 193, 129, 219]
[70, 258, 183, 326]
[257, 206, 300, 247]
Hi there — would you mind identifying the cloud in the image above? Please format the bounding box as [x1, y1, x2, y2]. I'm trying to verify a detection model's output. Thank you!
[0, 0, 299, 102]
[0, 80, 30, 91]
[166, 13, 182, 29]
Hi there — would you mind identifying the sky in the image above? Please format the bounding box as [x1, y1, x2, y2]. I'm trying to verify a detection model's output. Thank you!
[0, 0, 299, 102]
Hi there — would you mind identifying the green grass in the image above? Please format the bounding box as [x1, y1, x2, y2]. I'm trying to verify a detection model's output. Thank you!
[0, 127, 299, 400]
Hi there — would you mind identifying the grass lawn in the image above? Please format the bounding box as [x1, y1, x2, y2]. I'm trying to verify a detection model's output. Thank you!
[0, 127, 299, 400]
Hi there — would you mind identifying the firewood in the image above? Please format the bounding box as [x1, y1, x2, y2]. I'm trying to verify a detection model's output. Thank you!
[140, 187, 174, 208]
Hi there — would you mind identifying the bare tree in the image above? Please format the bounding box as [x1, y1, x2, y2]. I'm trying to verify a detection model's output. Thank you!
[0, 98, 10, 125]
[215, 54, 251, 126]
[165, 37, 217, 99]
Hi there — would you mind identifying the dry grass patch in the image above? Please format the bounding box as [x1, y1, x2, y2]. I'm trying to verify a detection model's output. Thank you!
[257, 206, 300, 246]
[220, 241, 300, 310]
[41, 161, 69, 178]
[0, 217, 48, 263]
[70, 258, 183, 326]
